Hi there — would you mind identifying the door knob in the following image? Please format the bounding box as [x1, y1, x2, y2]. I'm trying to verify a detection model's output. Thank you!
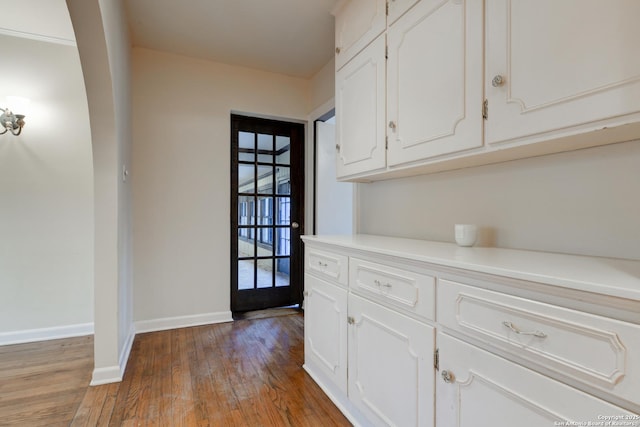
[442, 370, 455, 383]
[491, 75, 505, 87]
[291, 222, 299, 229]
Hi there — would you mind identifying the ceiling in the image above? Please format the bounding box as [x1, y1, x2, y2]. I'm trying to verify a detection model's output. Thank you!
[126, 0, 339, 78]
[0, 0, 338, 79]
[0, 0, 75, 44]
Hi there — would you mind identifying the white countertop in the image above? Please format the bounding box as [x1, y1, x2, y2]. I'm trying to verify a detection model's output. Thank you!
[301, 234, 640, 302]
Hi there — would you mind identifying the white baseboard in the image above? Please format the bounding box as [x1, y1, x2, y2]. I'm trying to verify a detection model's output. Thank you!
[303, 363, 366, 427]
[90, 365, 123, 386]
[90, 323, 135, 386]
[119, 324, 135, 376]
[0, 322, 94, 346]
[134, 311, 233, 334]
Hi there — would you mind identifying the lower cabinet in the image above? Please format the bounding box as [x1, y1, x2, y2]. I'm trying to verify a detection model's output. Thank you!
[349, 293, 435, 427]
[304, 274, 348, 394]
[302, 237, 640, 426]
[303, 274, 435, 427]
[436, 333, 636, 427]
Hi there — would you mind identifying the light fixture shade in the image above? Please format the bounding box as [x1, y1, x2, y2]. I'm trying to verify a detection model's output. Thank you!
[1, 96, 30, 136]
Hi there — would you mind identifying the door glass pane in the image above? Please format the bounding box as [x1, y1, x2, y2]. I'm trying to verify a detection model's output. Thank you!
[238, 164, 255, 193]
[257, 258, 273, 288]
[238, 259, 255, 290]
[275, 258, 290, 287]
[239, 131, 255, 162]
[239, 152, 254, 162]
[258, 153, 273, 164]
[256, 228, 274, 261]
[276, 167, 290, 195]
[275, 228, 290, 256]
[257, 166, 273, 194]
[276, 197, 290, 225]
[275, 136, 290, 165]
[238, 228, 254, 258]
[239, 132, 254, 149]
[257, 197, 273, 226]
[238, 195, 255, 225]
[257, 133, 273, 164]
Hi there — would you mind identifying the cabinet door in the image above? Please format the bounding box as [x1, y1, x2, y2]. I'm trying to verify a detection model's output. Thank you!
[436, 333, 637, 427]
[386, 0, 484, 166]
[336, 35, 387, 179]
[485, 0, 640, 145]
[387, 0, 420, 25]
[304, 274, 348, 394]
[348, 293, 435, 427]
[334, 0, 387, 70]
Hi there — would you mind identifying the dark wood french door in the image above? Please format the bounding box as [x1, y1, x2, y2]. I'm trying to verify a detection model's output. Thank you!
[230, 114, 305, 313]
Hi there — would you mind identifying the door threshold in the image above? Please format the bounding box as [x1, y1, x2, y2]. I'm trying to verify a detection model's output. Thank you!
[233, 306, 301, 321]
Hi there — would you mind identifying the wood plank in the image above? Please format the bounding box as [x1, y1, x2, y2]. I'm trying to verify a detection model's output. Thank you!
[1, 313, 351, 426]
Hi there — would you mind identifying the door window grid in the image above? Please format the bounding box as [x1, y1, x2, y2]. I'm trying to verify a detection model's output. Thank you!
[236, 133, 291, 290]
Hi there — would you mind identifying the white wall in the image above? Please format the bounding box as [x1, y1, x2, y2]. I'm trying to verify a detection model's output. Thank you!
[358, 140, 640, 260]
[310, 57, 335, 111]
[132, 47, 310, 325]
[98, 0, 134, 377]
[0, 35, 93, 342]
[67, 0, 134, 384]
[316, 121, 354, 235]
[306, 58, 337, 235]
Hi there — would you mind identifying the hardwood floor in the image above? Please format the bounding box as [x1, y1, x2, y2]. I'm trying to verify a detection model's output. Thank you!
[0, 335, 93, 426]
[0, 313, 351, 426]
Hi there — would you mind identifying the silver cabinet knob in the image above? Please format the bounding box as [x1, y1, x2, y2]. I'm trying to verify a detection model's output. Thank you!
[336, 47, 341, 54]
[492, 75, 505, 87]
[442, 370, 455, 383]
[291, 222, 299, 229]
[388, 121, 397, 131]
[335, 143, 340, 151]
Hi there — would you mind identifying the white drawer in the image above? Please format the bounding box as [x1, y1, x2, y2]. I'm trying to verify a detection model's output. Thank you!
[305, 247, 349, 287]
[438, 279, 640, 409]
[350, 257, 435, 322]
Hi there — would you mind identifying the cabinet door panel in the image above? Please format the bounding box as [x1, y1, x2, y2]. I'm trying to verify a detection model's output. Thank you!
[304, 274, 348, 394]
[336, 35, 387, 178]
[438, 279, 640, 409]
[436, 333, 636, 427]
[335, 0, 387, 70]
[387, 0, 420, 25]
[387, 0, 484, 166]
[349, 294, 435, 427]
[486, 0, 640, 144]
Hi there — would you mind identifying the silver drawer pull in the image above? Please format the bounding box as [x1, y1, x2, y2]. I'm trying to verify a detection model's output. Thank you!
[374, 279, 392, 288]
[317, 261, 328, 268]
[502, 321, 547, 339]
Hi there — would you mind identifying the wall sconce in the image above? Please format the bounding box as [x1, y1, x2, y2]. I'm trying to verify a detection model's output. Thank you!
[1, 96, 30, 136]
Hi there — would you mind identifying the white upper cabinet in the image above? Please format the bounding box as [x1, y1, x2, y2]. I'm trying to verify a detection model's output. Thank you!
[387, 0, 420, 25]
[334, 0, 387, 70]
[336, 35, 387, 178]
[485, 0, 640, 145]
[333, 0, 640, 181]
[387, 0, 484, 166]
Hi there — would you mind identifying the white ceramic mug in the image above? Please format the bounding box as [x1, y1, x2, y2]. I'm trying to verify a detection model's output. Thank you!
[455, 224, 477, 247]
